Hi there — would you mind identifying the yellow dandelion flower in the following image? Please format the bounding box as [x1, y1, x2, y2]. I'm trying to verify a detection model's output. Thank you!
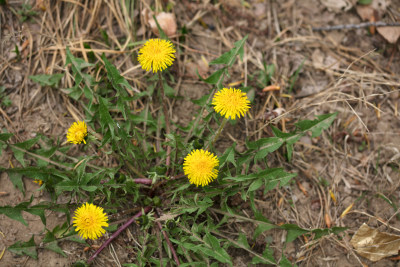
[73, 203, 109, 240]
[33, 179, 43, 185]
[183, 149, 219, 187]
[138, 39, 176, 73]
[212, 88, 251, 120]
[67, 121, 87, 144]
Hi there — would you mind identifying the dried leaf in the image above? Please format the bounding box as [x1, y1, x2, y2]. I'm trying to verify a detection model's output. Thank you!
[377, 27, 400, 44]
[154, 213, 179, 222]
[356, 5, 375, 21]
[321, 0, 353, 13]
[149, 12, 177, 37]
[351, 223, 400, 261]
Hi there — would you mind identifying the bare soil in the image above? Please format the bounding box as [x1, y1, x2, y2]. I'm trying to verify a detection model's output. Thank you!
[1, 0, 400, 266]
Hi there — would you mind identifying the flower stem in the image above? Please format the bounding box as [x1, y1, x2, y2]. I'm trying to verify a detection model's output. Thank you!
[184, 74, 225, 144]
[208, 118, 228, 149]
[87, 206, 152, 263]
[158, 72, 172, 169]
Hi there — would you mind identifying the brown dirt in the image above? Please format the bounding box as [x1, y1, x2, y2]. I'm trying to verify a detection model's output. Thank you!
[1, 0, 400, 266]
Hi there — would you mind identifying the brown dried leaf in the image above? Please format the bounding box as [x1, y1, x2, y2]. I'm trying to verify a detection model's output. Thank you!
[154, 213, 179, 222]
[321, 0, 353, 13]
[149, 12, 177, 37]
[351, 223, 400, 261]
[356, 5, 375, 21]
[377, 27, 400, 44]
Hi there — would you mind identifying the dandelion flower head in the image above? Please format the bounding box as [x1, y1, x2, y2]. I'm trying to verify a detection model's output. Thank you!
[33, 179, 43, 186]
[183, 149, 219, 187]
[212, 88, 251, 120]
[138, 39, 176, 73]
[67, 121, 87, 144]
[73, 203, 109, 240]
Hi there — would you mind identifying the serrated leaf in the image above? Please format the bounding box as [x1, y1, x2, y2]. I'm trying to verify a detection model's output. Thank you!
[0, 201, 29, 226]
[11, 147, 26, 167]
[61, 86, 83, 100]
[98, 97, 115, 139]
[271, 126, 293, 139]
[248, 179, 263, 192]
[11, 136, 40, 167]
[200, 244, 231, 265]
[253, 223, 276, 239]
[80, 185, 97, 192]
[280, 254, 296, 267]
[102, 55, 130, 91]
[29, 74, 63, 87]
[252, 245, 276, 264]
[210, 35, 248, 67]
[200, 68, 226, 85]
[0, 197, 49, 226]
[312, 226, 347, 239]
[204, 232, 220, 251]
[295, 112, 337, 138]
[44, 241, 66, 257]
[8, 236, 37, 259]
[192, 94, 209, 106]
[0, 132, 13, 141]
[13, 136, 40, 150]
[5, 166, 69, 182]
[263, 169, 297, 191]
[54, 180, 79, 194]
[248, 137, 284, 152]
[219, 145, 236, 168]
[65, 47, 94, 87]
[253, 137, 285, 161]
[7, 171, 25, 194]
[236, 233, 250, 249]
[280, 224, 309, 243]
[43, 231, 67, 256]
[28, 203, 49, 225]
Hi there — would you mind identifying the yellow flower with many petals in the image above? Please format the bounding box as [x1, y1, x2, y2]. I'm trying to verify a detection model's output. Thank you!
[183, 149, 219, 187]
[212, 88, 251, 120]
[138, 39, 176, 73]
[67, 121, 87, 144]
[33, 179, 43, 185]
[73, 203, 109, 240]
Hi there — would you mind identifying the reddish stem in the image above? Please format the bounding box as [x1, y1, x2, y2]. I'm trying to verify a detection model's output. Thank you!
[155, 211, 180, 266]
[87, 206, 152, 263]
[133, 178, 153, 185]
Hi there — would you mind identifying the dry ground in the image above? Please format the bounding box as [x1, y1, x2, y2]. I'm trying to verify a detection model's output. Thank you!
[1, 0, 400, 266]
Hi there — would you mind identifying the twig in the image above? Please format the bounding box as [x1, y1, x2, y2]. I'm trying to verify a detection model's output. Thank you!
[312, 21, 400, 31]
[155, 209, 180, 266]
[133, 178, 153, 185]
[87, 206, 152, 263]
